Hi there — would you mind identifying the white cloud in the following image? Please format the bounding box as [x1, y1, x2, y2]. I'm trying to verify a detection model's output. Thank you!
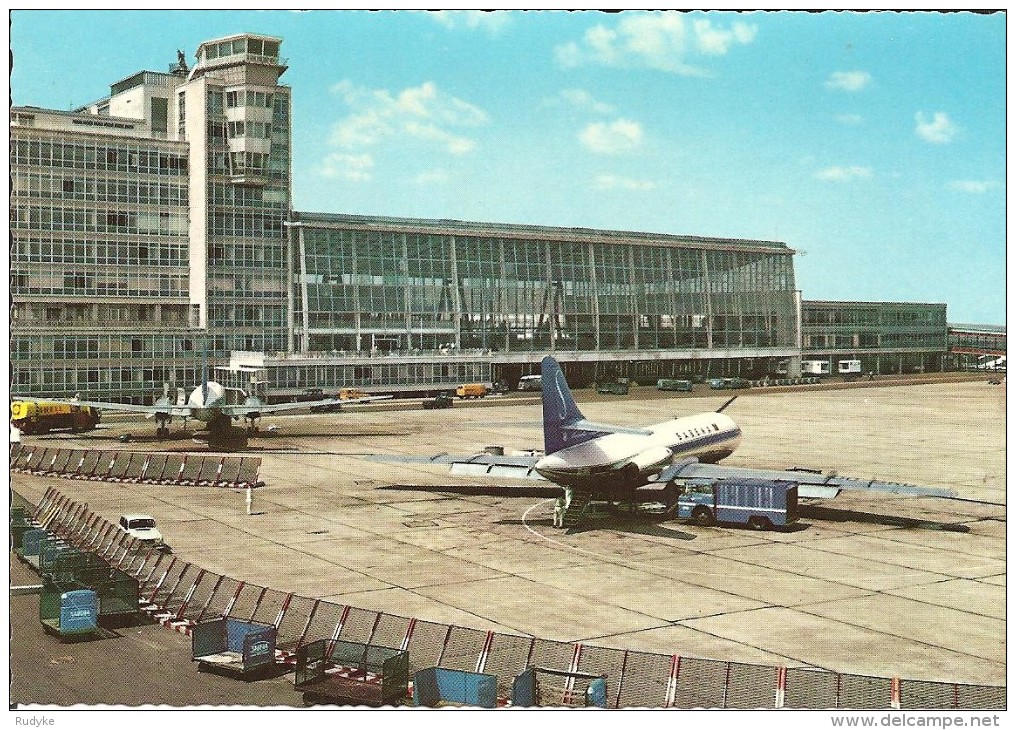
[593, 174, 657, 191]
[915, 111, 957, 144]
[692, 18, 758, 55]
[330, 80, 488, 156]
[579, 119, 644, 155]
[319, 152, 374, 181]
[948, 179, 999, 194]
[835, 113, 863, 125]
[428, 10, 512, 34]
[824, 71, 871, 92]
[556, 13, 756, 75]
[560, 88, 615, 114]
[815, 165, 872, 182]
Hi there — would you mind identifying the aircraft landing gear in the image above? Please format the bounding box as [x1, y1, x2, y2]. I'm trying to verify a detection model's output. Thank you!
[155, 417, 171, 438]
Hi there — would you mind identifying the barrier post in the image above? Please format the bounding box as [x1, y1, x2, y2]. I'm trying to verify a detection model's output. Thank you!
[775, 666, 787, 709]
[665, 654, 681, 707]
[274, 593, 294, 630]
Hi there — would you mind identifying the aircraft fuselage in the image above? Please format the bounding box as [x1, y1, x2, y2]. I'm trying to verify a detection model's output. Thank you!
[534, 411, 742, 492]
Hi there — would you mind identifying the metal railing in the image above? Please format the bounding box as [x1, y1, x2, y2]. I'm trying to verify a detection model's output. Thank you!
[20, 485, 1006, 710]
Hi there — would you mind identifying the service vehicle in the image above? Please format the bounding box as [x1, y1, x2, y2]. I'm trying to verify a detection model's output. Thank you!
[118, 514, 167, 549]
[801, 360, 832, 376]
[838, 359, 862, 380]
[455, 383, 488, 399]
[596, 377, 630, 395]
[339, 387, 369, 400]
[10, 401, 100, 435]
[676, 479, 798, 530]
[422, 392, 454, 410]
[656, 379, 693, 392]
[517, 375, 542, 392]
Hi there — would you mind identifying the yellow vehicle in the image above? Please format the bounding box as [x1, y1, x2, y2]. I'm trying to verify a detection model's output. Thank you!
[11, 401, 100, 435]
[339, 387, 369, 400]
[455, 383, 488, 399]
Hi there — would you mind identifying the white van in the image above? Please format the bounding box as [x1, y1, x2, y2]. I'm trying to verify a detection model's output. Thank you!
[118, 514, 166, 548]
[517, 375, 542, 392]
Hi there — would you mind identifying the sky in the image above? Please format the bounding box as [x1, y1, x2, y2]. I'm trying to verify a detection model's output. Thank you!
[8, 9, 1007, 325]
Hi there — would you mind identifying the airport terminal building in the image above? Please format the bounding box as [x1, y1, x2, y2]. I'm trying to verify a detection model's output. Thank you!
[10, 33, 962, 403]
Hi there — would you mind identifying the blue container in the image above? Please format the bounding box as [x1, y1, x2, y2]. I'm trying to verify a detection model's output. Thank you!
[59, 589, 99, 635]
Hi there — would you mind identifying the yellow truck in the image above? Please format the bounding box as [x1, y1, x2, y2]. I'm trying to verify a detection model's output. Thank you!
[11, 401, 100, 435]
[455, 383, 488, 399]
[339, 388, 370, 400]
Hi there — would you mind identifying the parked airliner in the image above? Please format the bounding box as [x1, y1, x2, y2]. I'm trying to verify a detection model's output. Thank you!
[372, 356, 956, 525]
[32, 369, 388, 449]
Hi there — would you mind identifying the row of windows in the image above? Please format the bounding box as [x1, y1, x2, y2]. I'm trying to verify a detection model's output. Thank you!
[11, 205, 188, 235]
[11, 139, 188, 175]
[207, 90, 289, 124]
[11, 364, 204, 400]
[209, 182, 289, 208]
[11, 272, 188, 297]
[207, 242, 285, 266]
[225, 89, 275, 109]
[12, 237, 188, 266]
[207, 151, 288, 178]
[11, 303, 192, 328]
[12, 333, 202, 361]
[803, 307, 946, 326]
[203, 37, 279, 63]
[804, 333, 946, 349]
[226, 121, 272, 139]
[208, 211, 286, 238]
[267, 362, 491, 390]
[12, 172, 188, 206]
[207, 303, 286, 327]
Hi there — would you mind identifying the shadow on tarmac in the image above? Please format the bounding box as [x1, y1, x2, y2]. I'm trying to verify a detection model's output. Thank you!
[799, 504, 971, 532]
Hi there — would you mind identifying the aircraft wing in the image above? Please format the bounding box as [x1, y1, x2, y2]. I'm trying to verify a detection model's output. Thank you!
[365, 452, 545, 480]
[655, 459, 957, 499]
[33, 398, 192, 418]
[219, 394, 392, 417]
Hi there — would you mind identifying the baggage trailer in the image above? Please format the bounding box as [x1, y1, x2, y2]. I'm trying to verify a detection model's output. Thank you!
[17, 528, 51, 569]
[677, 479, 798, 530]
[294, 639, 409, 707]
[413, 667, 499, 708]
[191, 618, 279, 680]
[10, 507, 35, 551]
[77, 564, 141, 628]
[39, 584, 99, 641]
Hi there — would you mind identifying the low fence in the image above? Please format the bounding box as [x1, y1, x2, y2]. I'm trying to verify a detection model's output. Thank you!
[9, 444, 261, 489]
[21, 486, 1006, 710]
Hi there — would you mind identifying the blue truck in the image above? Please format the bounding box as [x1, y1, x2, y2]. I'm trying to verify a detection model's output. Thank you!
[676, 478, 798, 530]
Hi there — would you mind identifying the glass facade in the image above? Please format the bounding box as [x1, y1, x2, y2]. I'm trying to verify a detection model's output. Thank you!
[10, 122, 198, 401]
[197, 35, 291, 356]
[291, 214, 799, 358]
[800, 300, 949, 374]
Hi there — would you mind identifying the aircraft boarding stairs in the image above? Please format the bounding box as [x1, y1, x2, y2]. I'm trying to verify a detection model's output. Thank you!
[560, 490, 592, 529]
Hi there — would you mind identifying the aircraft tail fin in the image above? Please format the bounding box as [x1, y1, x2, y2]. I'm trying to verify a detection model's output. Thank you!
[541, 357, 589, 455]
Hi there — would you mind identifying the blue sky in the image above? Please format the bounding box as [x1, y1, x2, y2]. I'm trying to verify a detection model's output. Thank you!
[9, 10, 1006, 324]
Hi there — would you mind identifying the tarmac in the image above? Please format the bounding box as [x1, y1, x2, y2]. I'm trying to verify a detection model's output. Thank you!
[8, 375, 1006, 706]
